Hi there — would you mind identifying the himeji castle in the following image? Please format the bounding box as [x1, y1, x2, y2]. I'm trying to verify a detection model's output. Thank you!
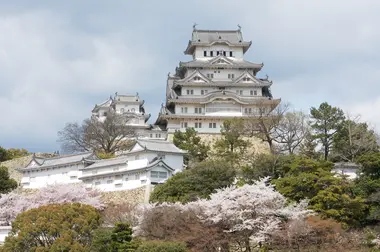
[92, 93, 166, 139]
[155, 26, 281, 135]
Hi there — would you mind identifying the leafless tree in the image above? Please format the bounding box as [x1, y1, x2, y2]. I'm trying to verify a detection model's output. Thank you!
[58, 112, 136, 154]
[244, 101, 290, 153]
[272, 111, 308, 154]
[332, 114, 379, 162]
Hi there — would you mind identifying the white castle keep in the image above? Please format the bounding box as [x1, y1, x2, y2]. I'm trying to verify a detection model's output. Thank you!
[155, 27, 280, 135]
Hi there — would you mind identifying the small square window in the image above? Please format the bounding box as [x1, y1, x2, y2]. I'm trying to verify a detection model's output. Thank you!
[94, 181, 101, 185]
[159, 172, 168, 179]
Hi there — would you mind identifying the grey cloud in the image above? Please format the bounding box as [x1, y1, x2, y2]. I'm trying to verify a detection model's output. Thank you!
[1, 0, 380, 152]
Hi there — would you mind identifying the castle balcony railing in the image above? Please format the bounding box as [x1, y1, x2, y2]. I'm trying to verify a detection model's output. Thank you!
[205, 107, 241, 113]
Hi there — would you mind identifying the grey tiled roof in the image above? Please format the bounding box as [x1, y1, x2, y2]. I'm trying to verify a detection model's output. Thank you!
[174, 80, 271, 88]
[21, 152, 95, 170]
[136, 139, 185, 154]
[168, 91, 280, 105]
[185, 29, 252, 54]
[114, 94, 142, 104]
[181, 58, 263, 69]
[79, 159, 174, 180]
[81, 156, 129, 170]
[193, 29, 244, 44]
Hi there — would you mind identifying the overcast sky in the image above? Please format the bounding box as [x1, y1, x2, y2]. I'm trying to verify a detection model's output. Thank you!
[1, 0, 379, 152]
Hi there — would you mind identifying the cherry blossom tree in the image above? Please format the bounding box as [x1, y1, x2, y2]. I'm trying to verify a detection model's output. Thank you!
[135, 178, 311, 251]
[0, 183, 103, 225]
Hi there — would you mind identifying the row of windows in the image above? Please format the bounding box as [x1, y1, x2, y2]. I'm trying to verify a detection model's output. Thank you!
[181, 122, 218, 129]
[119, 108, 135, 113]
[149, 133, 162, 138]
[203, 50, 234, 57]
[236, 90, 258, 95]
[184, 89, 258, 96]
[181, 107, 203, 114]
[185, 89, 209, 95]
[92, 171, 168, 185]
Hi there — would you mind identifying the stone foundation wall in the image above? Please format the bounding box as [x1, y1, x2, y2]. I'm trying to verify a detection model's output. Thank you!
[0, 155, 32, 183]
[101, 185, 149, 205]
[168, 133, 270, 155]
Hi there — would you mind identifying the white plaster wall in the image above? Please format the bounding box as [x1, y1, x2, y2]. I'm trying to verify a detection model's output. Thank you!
[201, 69, 244, 81]
[332, 168, 358, 179]
[115, 103, 140, 114]
[83, 172, 150, 192]
[225, 87, 262, 96]
[22, 164, 83, 189]
[0, 226, 11, 244]
[175, 104, 197, 114]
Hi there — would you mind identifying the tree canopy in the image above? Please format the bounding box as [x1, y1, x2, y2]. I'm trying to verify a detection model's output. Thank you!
[173, 128, 209, 165]
[310, 102, 345, 160]
[1, 203, 101, 252]
[0, 166, 17, 194]
[150, 160, 236, 203]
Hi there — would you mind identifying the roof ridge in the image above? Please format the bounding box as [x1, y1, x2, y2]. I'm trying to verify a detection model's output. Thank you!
[44, 151, 93, 160]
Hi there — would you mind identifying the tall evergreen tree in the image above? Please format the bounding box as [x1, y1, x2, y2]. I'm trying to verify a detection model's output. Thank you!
[0, 166, 17, 194]
[310, 102, 345, 160]
[173, 128, 209, 165]
[332, 119, 378, 162]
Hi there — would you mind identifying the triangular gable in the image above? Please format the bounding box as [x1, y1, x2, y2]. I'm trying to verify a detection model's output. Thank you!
[209, 56, 233, 66]
[179, 70, 210, 83]
[130, 142, 145, 152]
[26, 157, 43, 168]
[234, 71, 261, 84]
[148, 160, 175, 172]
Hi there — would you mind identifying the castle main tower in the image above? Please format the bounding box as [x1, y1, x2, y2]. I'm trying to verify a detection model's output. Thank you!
[155, 26, 280, 135]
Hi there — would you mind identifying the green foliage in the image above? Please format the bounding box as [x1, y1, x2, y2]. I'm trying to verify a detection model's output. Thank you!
[241, 154, 292, 183]
[272, 156, 329, 204]
[214, 119, 250, 161]
[173, 128, 209, 164]
[110, 223, 140, 251]
[357, 152, 380, 179]
[1, 203, 101, 252]
[0, 147, 29, 162]
[91, 223, 140, 252]
[0, 146, 9, 162]
[310, 102, 345, 160]
[298, 131, 320, 159]
[136, 240, 188, 252]
[310, 185, 367, 227]
[150, 160, 236, 203]
[332, 120, 378, 162]
[0, 166, 17, 193]
[96, 151, 116, 160]
[4, 148, 29, 160]
[91, 227, 113, 252]
[273, 156, 368, 226]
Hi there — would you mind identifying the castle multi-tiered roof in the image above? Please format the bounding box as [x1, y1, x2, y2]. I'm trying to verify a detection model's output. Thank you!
[156, 27, 281, 134]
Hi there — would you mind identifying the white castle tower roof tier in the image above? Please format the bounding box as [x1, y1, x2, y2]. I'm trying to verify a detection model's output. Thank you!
[92, 92, 166, 140]
[155, 26, 281, 135]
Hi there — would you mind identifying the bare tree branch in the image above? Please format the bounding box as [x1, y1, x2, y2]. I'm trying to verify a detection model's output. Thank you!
[58, 112, 136, 154]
